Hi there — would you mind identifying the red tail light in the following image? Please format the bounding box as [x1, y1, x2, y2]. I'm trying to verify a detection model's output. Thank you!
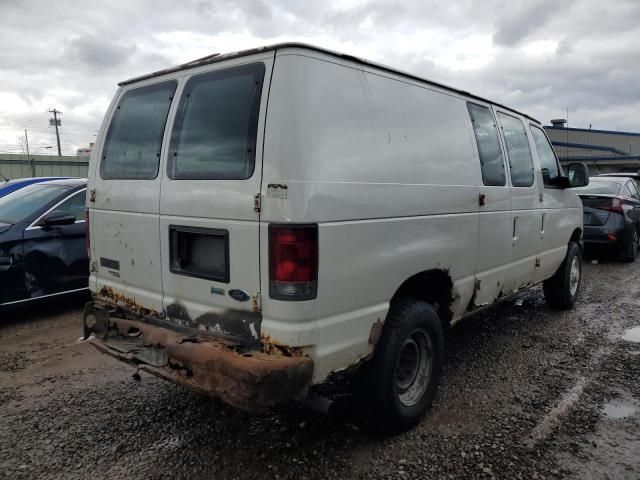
[84, 208, 91, 257]
[269, 225, 318, 300]
[609, 197, 624, 213]
[593, 196, 624, 213]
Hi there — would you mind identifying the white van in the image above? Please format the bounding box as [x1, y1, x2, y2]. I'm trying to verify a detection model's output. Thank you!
[84, 43, 588, 432]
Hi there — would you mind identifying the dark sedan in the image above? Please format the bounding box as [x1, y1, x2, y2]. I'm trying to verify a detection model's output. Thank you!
[0, 178, 88, 307]
[574, 176, 640, 261]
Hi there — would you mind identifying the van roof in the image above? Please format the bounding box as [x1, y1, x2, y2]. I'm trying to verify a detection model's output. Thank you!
[119, 42, 540, 125]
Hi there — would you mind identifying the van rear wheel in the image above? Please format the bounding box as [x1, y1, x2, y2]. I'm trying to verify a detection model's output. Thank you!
[543, 241, 582, 310]
[358, 299, 443, 433]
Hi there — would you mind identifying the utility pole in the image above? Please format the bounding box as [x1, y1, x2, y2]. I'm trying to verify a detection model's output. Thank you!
[25, 129, 36, 177]
[49, 108, 62, 156]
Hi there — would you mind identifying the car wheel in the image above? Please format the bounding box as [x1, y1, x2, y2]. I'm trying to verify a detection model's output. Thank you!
[358, 298, 443, 433]
[620, 229, 639, 263]
[543, 241, 582, 310]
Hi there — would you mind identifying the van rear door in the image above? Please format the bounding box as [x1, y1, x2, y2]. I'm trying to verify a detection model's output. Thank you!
[159, 56, 273, 340]
[89, 80, 177, 312]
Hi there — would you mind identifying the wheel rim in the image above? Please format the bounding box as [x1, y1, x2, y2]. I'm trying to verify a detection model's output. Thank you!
[394, 329, 433, 407]
[569, 256, 580, 296]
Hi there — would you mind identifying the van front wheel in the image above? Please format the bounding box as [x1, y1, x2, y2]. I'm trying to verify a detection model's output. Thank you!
[359, 299, 443, 433]
[543, 241, 582, 310]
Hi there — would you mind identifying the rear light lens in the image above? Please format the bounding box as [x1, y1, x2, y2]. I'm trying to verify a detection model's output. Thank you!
[610, 197, 624, 213]
[269, 225, 318, 300]
[593, 196, 624, 213]
[84, 208, 90, 257]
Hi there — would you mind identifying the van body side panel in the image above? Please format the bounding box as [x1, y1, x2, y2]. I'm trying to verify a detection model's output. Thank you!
[528, 128, 583, 281]
[89, 80, 179, 312]
[261, 51, 479, 381]
[467, 102, 513, 306]
[494, 109, 541, 294]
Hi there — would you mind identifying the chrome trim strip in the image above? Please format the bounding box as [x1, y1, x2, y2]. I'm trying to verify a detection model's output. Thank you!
[0, 287, 89, 306]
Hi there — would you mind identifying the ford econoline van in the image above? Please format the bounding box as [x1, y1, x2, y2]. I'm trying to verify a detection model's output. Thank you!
[83, 43, 589, 432]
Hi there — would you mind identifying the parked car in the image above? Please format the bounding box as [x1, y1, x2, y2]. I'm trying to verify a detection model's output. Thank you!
[0, 177, 72, 199]
[83, 43, 589, 432]
[573, 176, 640, 261]
[0, 178, 88, 306]
[598, 172, 640, 181]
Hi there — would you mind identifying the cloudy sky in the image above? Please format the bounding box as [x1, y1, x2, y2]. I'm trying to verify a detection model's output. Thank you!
[1, 0, 639, 155]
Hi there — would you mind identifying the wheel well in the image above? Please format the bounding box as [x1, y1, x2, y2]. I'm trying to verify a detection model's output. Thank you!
[570, 228, 583, 250]
[391, 269, 453, 327]
[570, 228, 582, 243]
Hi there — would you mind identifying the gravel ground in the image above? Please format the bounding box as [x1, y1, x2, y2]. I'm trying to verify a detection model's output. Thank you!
[1, 259, 639, 479]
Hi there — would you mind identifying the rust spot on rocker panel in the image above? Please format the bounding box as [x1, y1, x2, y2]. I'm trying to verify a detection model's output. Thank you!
[260, 334, 305, 357]
[99, 286, 157, 317]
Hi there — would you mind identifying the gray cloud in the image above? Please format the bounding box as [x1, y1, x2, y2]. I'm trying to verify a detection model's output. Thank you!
[0, 0, 638, 154]
[66, 35, 134, 69]
[492, 0, 562, 46]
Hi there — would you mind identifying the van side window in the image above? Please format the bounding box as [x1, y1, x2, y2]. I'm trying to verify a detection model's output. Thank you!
[530, 125, 560, 186]
[101, 81, 177, 180]
[496, 113, 535, 187]
[168, 63, 265, 180]
[467, 103, 506, 186]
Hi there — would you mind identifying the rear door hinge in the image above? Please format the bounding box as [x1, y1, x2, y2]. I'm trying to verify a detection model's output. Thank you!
[90, 260, 97, 272]
[254, 193, 261, 213]
[252, 292, 262, 313]
[89, 189, 96, 203]
[535, 258, 541, 268]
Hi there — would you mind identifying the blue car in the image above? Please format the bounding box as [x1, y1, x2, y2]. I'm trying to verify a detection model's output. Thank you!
[0, 177, 72, 199]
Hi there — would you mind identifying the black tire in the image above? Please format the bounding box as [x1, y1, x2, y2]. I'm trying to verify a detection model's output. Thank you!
[619, 229, 638, 263]
[358, 298, 443, 433]
[543, 241, 582, 310]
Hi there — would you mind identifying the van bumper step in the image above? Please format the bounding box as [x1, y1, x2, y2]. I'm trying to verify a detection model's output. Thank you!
[84, 304, 313, 410]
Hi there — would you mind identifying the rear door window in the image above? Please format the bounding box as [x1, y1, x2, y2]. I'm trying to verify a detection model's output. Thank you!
[101, 81, 177, 180]
[497, 113, 535, 187]
[530, 125, 561, 185]
[467, 103, 506, 186]
[168, 63, 265, 180]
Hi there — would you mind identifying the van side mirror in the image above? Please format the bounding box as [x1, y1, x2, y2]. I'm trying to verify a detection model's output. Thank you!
[555, 162, 589, 188]
[40, 210, 76, 228]
[567, 162, 589, 188]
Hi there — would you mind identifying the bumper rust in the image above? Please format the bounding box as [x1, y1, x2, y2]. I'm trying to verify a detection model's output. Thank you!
[85, 305, 313, 410]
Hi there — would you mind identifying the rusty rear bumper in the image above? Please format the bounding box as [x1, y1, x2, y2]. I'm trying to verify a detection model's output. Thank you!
[84, 305, 313, 410]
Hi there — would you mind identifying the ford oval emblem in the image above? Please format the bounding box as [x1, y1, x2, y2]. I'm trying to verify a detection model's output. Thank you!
[228, 289, 250, 302]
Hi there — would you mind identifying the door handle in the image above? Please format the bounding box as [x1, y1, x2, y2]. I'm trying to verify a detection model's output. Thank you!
[512, 217, 518, 244]
[479, 193, 486, 207]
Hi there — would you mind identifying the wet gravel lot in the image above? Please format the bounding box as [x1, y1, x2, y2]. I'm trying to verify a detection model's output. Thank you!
[1, 259, 639, 479]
